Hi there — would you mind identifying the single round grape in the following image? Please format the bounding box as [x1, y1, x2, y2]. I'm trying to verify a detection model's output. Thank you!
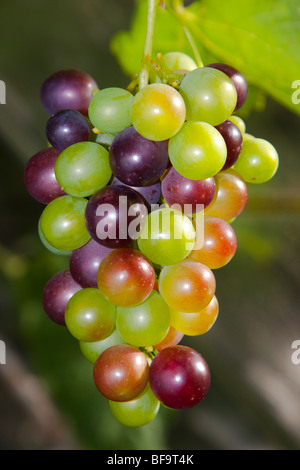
[229, 115, 246, 135]
[149, 345, 211, 409]
[40, 195, 91, 251]
[154, 326, 184, 352]
[188, 217, 237, 269]
[168, 121, 227, 181]
[93, 344, 149, 402]
[38, 218, 72, 256]
[85, 185, 147, 249]
[65, 288, 116, 342]
[24, 148, 65, 204]
[179, 67, 237, 125]
[109, 384, 160, 427]
[137, 208, 195, 266]
[131, 83, 186, 141]
[204, 170, 248, 220]
[88, 87, 134, 134]
[70, 239, 114, 288]
[42, 270, 82, 326]
[55, 142, 111, 198]
[160, 52, 197, 72]
[111, 177, 161, 206]
[170, 296, 219, 336]
[79, 329, 126, 364]
[161, 167, 216, 214]
[233, 138, 279, 184]
[158, 260, 216, 313]
[109, 126, 169, 187]
[215, 120, 243, 170]
[46, 109, 90, 151]
[97, 248, 155, 308]
[116, 291, 170, 347]
[206, 63, 248, 111]
[40, 69, 98, 116]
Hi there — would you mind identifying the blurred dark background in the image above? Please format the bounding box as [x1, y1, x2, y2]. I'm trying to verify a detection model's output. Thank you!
[0, 0, 300, 450]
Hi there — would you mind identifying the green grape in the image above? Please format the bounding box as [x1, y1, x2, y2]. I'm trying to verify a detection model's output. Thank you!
[179, 67, 237, 125]
[65, 288, 116, 342]
[79, 329, 126, 364]
[38, 218, 72, 256]
[137, 207, 195, 266]
[39, 195, 91, 251]
[55, 142, 111, 197]
[131, 83, 186, 141]
[116, 291, 170, 347]
[109, 384, 160, 427]
[168, 121, 227, 180]
[229, 115, 246, 135]
[88, 87, 134, 134]
[233, 137, 279, 184]
[161, 52, 197, 72]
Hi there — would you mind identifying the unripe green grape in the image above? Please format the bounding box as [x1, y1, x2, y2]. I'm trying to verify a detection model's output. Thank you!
[131, 83, 186, 141]
[38, 218, 72, 256]
[229, 115, 246, 135]
[55, 142, 111, 197]
[233, 138, 279, 184]
[161, 52, 197, 72]
[39, 195, 91, 251]
[88, 87, 134, 134]
[116, 291, 170, 347]
[168, 121, 227, 180]
[137, 208, 195, 266]
[179, 67, 237, 125]
[65, 288, 116, 342]
[109, 385, 160, 427]
[79, 329, 126, 364]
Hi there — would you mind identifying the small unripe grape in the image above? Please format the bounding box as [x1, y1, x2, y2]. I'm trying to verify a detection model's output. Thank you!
[161, 52, 197, 72]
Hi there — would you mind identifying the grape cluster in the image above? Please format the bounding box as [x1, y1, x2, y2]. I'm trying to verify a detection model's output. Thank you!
[24, 52, 279, 428]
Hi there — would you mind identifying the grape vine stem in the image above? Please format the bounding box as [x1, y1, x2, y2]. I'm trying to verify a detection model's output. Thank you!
[138, 0, 160, 90]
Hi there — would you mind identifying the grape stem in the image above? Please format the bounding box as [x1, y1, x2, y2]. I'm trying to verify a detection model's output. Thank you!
[138, 0, 160, 90]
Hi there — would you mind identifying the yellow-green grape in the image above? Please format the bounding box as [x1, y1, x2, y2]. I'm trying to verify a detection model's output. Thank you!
[131, 83, 186, 141]
[109, 385, 160, 427]
[179, 67, 237, 125]
[137, 207, 195, 266]
[88, 87, 134, 134]
[229, 115, 246, 135]
[161, 52, 197, 72]
[168, 121, 227, 180]
[170, 296, 219, 336]
[234, 138, 279, 184]
[79, 329, 126, 364]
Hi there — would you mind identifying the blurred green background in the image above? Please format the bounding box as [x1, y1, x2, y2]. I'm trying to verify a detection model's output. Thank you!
[0, 0, 300, 450]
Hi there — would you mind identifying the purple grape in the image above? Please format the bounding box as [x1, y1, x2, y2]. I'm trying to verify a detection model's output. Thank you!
[109, 127, 169, 187]
[206, 63, 248, 111]
[46, 109, 90, 151]
[111, 177, 161, 206]
[24, 148, 66, 204]
[215, 120, 243, 171]
[161, 167, 216, 214]
[40, 69, 98, 116]
[70, 239, 114, 288]
[42, 270, 82, 326]
[85, 185, 147, 249]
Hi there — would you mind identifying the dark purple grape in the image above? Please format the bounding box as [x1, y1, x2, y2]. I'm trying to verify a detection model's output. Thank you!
[70, 239, 114, 288]
[109, 127, 169, 187]
[46, 109, 90, 151]
[206, 63, 248, 111]
[161, 167, 215, 214]
[42, 270, 82, 326]
[111, 177, 161, 206]
[40, 69, 98, 116]
[149, 345, 211, 410]
[85, 185, 147, 249]
[24, 148, 66, 204]
[215, 120, 243, 170]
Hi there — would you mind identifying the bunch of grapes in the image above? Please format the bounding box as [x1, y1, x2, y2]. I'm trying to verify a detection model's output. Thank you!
[24, 52, 279, 427]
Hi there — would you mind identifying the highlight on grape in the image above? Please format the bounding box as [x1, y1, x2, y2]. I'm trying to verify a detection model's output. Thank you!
[0, 340, 6, 365]
[0, 80, 6, 105]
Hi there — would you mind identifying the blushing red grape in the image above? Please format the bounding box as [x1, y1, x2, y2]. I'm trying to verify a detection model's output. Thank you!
[154, 326, 184, 352]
